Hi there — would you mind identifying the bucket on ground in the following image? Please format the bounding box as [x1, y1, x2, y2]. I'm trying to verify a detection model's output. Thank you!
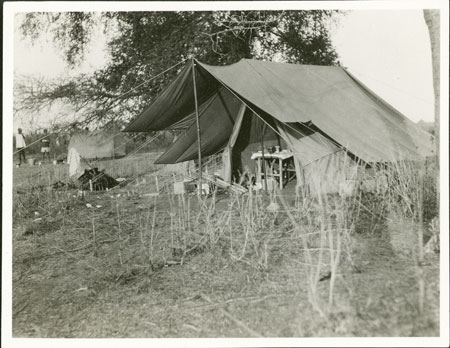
[27, 158, 36, 166]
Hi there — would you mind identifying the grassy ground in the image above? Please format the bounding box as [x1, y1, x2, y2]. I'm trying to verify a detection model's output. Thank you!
[11, 156, 440, 338]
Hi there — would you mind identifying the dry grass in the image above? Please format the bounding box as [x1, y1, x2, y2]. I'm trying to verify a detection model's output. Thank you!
[11, 154, 440, 337]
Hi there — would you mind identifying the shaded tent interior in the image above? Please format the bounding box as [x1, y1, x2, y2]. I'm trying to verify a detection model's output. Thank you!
[124, 58, 434, 193]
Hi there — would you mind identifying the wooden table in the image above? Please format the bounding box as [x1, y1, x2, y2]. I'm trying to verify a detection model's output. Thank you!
[251, 150, 296, 189]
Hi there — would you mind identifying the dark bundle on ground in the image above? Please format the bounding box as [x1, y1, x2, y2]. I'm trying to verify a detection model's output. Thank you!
[52, 181, 78, 190]
[77, 168, 119, 191]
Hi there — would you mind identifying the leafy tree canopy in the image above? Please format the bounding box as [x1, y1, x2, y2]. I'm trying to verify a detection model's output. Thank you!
[17, 10, 341, 129]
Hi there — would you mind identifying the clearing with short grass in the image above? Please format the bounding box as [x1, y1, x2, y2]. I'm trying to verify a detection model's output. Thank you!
[12, 154, 439, 338]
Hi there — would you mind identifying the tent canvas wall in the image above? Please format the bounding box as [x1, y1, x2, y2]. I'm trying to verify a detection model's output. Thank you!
[124, 59, 434, 193]
[68, 130, 127, 160]
[67, 130, 127, 177]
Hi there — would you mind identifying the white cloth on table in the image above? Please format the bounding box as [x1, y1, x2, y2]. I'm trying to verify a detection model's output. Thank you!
[250, 150, 293, 160]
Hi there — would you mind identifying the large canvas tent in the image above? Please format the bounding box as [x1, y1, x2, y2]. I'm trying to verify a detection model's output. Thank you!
[124, 59, 434, 193]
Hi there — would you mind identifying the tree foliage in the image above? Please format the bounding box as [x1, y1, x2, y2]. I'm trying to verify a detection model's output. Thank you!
[17, 10, 341, 128]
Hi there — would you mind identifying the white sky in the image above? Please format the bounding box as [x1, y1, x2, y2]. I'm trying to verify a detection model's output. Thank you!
[331, 9, 434, 123]
[14, 13, 109, 79]
[13, 9, 435, 131]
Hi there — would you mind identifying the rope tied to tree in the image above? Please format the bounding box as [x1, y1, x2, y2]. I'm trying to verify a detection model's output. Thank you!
[13, 57, 189, 156]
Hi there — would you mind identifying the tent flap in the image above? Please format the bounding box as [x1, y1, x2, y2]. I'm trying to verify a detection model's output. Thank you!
[155, 87, 242, 164]
[124, 60, 220, 132]
[221, 103, 246, 182]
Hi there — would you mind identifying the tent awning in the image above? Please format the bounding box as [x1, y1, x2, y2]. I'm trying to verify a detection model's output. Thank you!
[155, 87, 243, 164]
[124, 58, 434, 164]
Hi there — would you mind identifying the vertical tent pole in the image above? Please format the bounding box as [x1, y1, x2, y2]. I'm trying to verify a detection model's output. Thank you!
[276, 131, 282, 149]
[260, 123, 267, 191]
[191, 59, 203, 196]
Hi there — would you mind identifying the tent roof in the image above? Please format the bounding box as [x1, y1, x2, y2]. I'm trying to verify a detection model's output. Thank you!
[124, 59, 434, 163]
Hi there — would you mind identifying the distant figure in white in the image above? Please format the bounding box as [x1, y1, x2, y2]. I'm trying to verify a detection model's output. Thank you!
[15, 128, 26, 165]
[41, 129, 51, 163]
[67, 146, 82, 178]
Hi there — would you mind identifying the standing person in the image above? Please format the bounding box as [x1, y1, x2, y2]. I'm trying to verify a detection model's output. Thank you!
[41, 129, 51, 163]
[15, 128, 26, 165]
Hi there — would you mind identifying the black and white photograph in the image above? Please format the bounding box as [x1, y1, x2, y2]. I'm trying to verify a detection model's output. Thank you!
[2, 1, 449, 347]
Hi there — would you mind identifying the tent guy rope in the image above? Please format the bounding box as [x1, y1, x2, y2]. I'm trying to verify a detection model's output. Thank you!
[13, 132, 52, 155]
[103, 58, 189, 108]
[14, 57, 188, 157]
